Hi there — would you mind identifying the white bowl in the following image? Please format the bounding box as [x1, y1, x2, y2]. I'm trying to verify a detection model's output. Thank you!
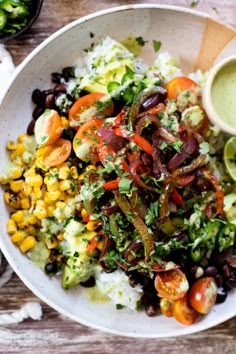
[1, 4, 236, 338]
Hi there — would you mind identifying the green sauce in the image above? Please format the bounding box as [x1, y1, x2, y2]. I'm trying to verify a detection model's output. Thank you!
[86, 286, 110, 304]
[211, 61, 236, 128]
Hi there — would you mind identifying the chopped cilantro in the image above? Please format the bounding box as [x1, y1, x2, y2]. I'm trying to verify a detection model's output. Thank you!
[116, 304, 124, 310]
[118, 178, 132, 194]
[199, 142, 209, 155]
[153, 40, 162, 52]
[191, 0, 200, 7]
[145, 201, 159, 226]
[135, 36, 148, 46]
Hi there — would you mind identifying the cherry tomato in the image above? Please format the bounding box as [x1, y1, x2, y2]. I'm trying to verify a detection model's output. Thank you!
[72, 119, 102, 163]
[160, 297, 175, 317]
[34, 109, 64, 146]
[42, 139, 72, 167]
[189, 277, 217, 314]
[166, 77, 198, 100]
[69, 92, 114, 129]
[154, 268, 189, 300]
[173, 296, 198, 325]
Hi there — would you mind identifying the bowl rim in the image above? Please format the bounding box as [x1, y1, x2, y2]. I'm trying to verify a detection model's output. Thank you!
[1, 3, 236, 338]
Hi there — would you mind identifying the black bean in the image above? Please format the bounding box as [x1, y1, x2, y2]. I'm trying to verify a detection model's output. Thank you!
[223, 264, 231, 278]
[145, 304, 157, 317]
[216, 287, 227, 304]
[80, 276, 96, 288]
[32, 106, 44, 120]
[45, 261, 58, 275]
[54, 83, 67, 92]
[225, 277, 236, 289]
[62, 66, 75, 81]
[204, 266, 218, 277]
[26, 120, 35, 135]
[32, 89, 43, 105]
[45, 94, 55, 109]
[51, 72, 63, 84]
[215, 273, 223, 287]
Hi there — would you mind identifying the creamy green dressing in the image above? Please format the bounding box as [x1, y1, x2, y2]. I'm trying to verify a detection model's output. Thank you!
[86, 286, 110, 304]
[211, 61, 236, 128]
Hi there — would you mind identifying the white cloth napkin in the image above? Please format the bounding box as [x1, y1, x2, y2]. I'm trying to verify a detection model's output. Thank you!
[0, 44, 15, 102]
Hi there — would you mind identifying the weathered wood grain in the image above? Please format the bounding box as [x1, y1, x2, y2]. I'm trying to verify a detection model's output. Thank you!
[1, 1, 236, 353]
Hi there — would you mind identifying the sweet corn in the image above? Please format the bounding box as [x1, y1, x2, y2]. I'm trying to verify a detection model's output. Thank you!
[17, 133, 29, 143]
[26, 214, 38, 225]
[24, 225, 37, 236]
[31, 187, 43, 203]
[10, 143, 25, 159]
[11, 230, 27, 244]
[61, 116, 70, 128]
[55, 201, 66, 210]
[86, 220, 100, 231]
[11, 210, 24, 223]
[45, 190, 61, 202]
[25, 174, 43, 188]
[70, 166, 79, 179]
[19, 236, 37, 253]
[81, 208, 89, 219]
[21, 197, 31, 210]
[4, 191, 21, 209]
[6, 219, 17, 235]
[46, 181, 59, 192]
[22, 182, 32, 197]
[57, 232, 64, 241]
[10, 180, 24, 193]
[11, 167, 23, 180]
[58, 165, 70, 180]
[6, 141, 17, 151]
[45, 237, 58, 249]
[33, 200, 47, 220]
[59, 180, 71, 191]
[47, 205, 56, 217]
[85, 165, 96, 171]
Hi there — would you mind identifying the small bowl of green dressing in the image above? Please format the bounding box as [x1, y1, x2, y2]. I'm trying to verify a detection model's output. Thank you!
[203, 56, 236, 135]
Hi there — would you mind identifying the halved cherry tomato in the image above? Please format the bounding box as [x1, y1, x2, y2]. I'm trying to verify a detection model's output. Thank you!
[154, 268, 189, 300]
[166, 77, 198, 100]
[160, 297, 175, 317]
[72, 119, 102, 162]
[42, 139, 72, 167]
[34, 109, 64, 146]
[189, 277, 217, 314]
[173, 296, 198, 325]
[69, 92, 114, 129]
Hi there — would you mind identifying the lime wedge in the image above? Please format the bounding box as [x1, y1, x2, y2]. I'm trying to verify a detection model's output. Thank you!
[223, 193, 236, 224]
[224, 136, 236, 181]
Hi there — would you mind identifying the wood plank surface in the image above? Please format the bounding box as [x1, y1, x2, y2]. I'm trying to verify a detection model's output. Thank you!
[1, 1, 236, 353]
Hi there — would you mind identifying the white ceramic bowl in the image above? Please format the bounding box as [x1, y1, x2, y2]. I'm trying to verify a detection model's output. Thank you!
[1, 4, 236, 338]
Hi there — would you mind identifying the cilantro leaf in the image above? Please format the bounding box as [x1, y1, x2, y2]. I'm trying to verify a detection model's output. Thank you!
[153, 40, 162, 52]
[118, 178, 132, 194]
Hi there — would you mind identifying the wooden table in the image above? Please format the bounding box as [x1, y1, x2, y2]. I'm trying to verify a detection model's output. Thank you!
[1, 1, 236, 353]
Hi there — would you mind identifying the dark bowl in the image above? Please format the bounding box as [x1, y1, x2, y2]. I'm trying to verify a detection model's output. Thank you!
[0, 0, 44, 43]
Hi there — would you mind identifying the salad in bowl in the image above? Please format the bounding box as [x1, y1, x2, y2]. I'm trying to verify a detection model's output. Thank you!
[1, 35, 236, 328]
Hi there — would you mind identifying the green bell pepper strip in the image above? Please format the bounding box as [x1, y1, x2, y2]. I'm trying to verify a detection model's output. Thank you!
[0, 9, 7, 30]
[113, 191, 154, 261]
[217, 223, 236, 252]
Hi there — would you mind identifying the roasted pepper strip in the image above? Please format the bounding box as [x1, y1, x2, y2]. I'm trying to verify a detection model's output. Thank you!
[113, 127, 153, 155]
[199, 168, 224, 215]
[114, 191, 154, 261]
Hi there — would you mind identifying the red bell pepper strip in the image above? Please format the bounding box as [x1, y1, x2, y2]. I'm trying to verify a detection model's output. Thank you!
[174, 174, 195, 187]
[113, 127, 153, 155]
[171, 188, 184, 206]
[102, 178, 121, 190]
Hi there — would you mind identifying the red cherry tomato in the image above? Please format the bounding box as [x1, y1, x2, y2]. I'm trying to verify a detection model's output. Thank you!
[160, 297, 175, 317]
[166, 76, 198, 100]
[189, 277, 217, 314]
[154, 268, 189, 300]
[42, 139, 72, 167]
[69, 92, 114, 129]
[173, 296, 198, 325]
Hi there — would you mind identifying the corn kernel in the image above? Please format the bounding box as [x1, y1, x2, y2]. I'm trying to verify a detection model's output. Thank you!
[10, 144, 25, 159]
[27, 214, 38, 225]
[11, 230, 27, 244]
[31, 187, 43, 203]
[17, 133, 29, 143]
[33, 201, 47, 220]
[58, 165, 70, 180]
[6, 219, 17, 235]
[45, 237, 58, 249]
[46, 181, 59, 192]
[22, 182, 32, 197]
[11, 168, 23, 180]
[25, 174, 43, 188]
[81, 208, 89, 219]
[45, 190, 61, 202]
[11, 210, 24, 223]
[6, 141, 17, 151]
[21, 197, 31, 210]
[19, 236, 37, 253]
[4, 191, 21, 209]
[59, 180, 71, 191]
[55, 201, 66, 210]
[61, 116, 70, 128]
[25, 226, 37, 236]
[57, 232, 64, 241]
[70, 166, 79, 179]
[85, 165, 96, 171]
[86, 220, 100, 231]
[47, 205, 55, 217]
